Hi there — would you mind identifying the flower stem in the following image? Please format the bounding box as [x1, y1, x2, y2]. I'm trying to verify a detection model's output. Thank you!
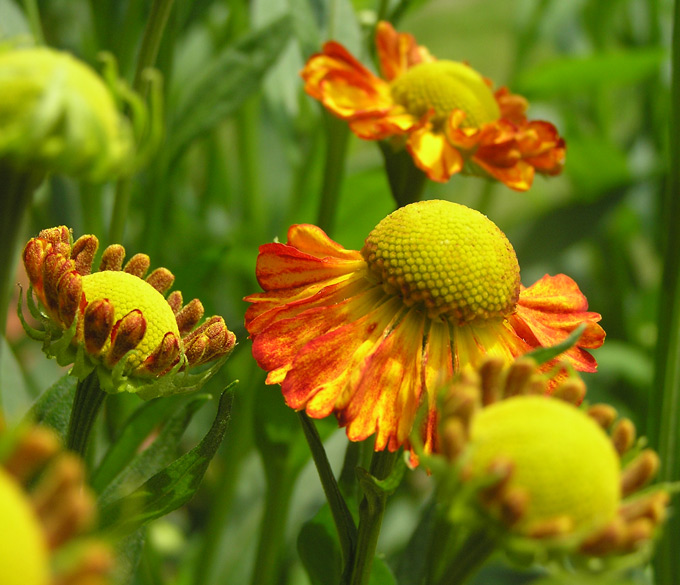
[433, 529, 496, 585]
[349, 449, 399, 585]
[22, 0, 44, 44]
[317, 112, 351, 234]
[66, 371, 107, 458]
[298, 412, 357, 564]
[652, 0, 680, 582]
[379, 142, 427, 208]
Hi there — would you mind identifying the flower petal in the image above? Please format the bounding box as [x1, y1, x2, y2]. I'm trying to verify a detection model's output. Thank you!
[375, 20, 435, 81]
[407, 127, 464, 182]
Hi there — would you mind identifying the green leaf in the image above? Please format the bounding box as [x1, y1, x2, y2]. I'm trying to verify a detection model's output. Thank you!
[167, 15, 292, 165]
[100, 385, 234, 535]
[565, 135, 631, 199]
[524, 323, 586, 366]
[298, 505, 343, 585]
[515, 48, 667, 98]
[96, 394, 211, 506]
[26, 373, 76, 441]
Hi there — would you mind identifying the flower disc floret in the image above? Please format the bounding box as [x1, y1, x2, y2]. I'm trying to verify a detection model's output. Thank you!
[466, 395, 621, 535]
[0, 469, 49, 585]
[390, 61, 500, 128]
[362, 200, 520, 323]
[81, 271, 180, 368]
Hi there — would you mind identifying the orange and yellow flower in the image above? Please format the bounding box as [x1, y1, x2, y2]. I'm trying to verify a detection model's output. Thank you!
[301, 21, 565, 190]
[245, 200, 604, 453]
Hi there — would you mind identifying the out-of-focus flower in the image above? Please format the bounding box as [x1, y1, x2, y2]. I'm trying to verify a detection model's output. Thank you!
[301, 21, 565, 189]
[436, 358, 668, 560]
[21, 226, 236, 399]
[0, 44, 153, 181]
[0, 417, 112, 585]
[245, 200, 604, 453]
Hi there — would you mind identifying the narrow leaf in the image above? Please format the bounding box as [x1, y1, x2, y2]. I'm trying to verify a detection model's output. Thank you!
[26, 373, 76, 440]
[524, 323, 586, 366]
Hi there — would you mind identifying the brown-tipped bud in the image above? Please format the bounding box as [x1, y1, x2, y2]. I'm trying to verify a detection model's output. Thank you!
[57, 270, 83, 328]
[502, 358, 537, 398]
[23, 238, 50, 289]
[44, 488, 95, 549]
[441, 383, 479, 427]
[38, 226, 70, 247]
[138, 332, 181, 375]
[479, 357, 504, 406]
[123, 253, 150, 278]
[478, 457, 515, 504]
[83, 299, 115, 354]
[71, 234, 99, 276]
[620, 518, 654, 552]
[43, 253, 75, 317]
[587, 404, 618, 429]
[183, 316, 235, 367]
[56, 541, 113, 585]
[621, 450, 660, 497]
[175, 298, 204, 334]
[527, 515, 574, 539]
[552, 378, 586, 405]
[499, 487, 529, 527]
[579, 518, 625, 555]
[146, 267, 175, 294]
[3, 427, 61, 481]
[611, 418, 636, 456]
[99, 244, 126, 271]
[107, 310, 146, 365]
[620, 491, 670, 525]
[440, 418, 467, 461]
[167, 290, 183, 314]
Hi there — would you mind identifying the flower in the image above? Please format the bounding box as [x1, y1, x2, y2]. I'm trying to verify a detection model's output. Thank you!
[21, 226, 236, 399]
[0, 417, 112, 585]
[436, 358, 668, 559]
[245, 199, 604, 453]
[0, 45, 145, 181]
[300, 21, 565, 189]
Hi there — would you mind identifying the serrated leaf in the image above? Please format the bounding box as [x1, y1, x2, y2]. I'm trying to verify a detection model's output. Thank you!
[26, 373, 76, 440]
[167, 15, 292, 165]
[515, 48, 667, 98]
[97, 394, 211, 506]
[100, 386, 234, 535]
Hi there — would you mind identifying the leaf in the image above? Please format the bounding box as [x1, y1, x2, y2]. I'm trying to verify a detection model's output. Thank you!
[100, 385, 234, 535]
[298, 505, 343, 585]
[167, 15, 293, 165]
[524, 323, 586, 366]
[96, 394, 211, 506]
[26, 373, 76, 441]
[515, 48, 667, 98]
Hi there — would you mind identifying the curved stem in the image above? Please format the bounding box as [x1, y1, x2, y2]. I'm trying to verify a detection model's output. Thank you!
[66, 372, 107, 459]
[298, 412, 357, 564]
[379, 142, 427, 209]
[349, 449, 399, 585]
[317, 113, 351, 234]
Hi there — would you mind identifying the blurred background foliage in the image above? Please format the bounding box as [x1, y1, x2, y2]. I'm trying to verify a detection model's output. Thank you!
[0, 0, 674, 584]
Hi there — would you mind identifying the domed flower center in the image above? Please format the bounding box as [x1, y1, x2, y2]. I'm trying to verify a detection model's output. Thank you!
[467, 396, 621, 535]
[81, 271, 180, 366]
[390, 60, 500, 129]
[0, 469, 49, 585]
[361, 200, 520, 324]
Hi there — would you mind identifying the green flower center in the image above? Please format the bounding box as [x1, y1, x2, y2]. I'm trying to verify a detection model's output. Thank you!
[361, 200, 520, 324]
[81, 271, 179, 367]
[390, 60, 500, 129]
[0, 469, 49, 585]
[467, 396, 621, 535]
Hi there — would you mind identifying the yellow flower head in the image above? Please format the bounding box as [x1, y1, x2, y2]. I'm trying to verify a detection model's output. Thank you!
[0, 45, 141, 181]
[0, 418, 112, 585]
[21, 226, 236, 399]
[245, 200, 604, 453]
[301, 21, 565, 190]
[435, 358, 669, 559]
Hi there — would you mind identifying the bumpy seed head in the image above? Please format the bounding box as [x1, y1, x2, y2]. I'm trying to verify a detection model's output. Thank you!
[466, 395, 621, 536]
[81, 271, 179, 368]
[362, 200, 520, 323]
[0, 469, 49, 585]
[390, 60, 500, 129]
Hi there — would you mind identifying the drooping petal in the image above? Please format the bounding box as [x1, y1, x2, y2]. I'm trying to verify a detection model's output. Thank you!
[375, 20, 435, 82]
[407, 126, 464, 182]
[509, 274, 605, 372]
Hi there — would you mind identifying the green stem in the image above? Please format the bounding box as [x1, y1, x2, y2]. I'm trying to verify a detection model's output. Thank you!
[108, 0, 175, 244]
[21, 0, 44, 44]
[652, 0, 680, 582]
[66, 372, 107, 458]
[379, 141, 427, 208]
[249, 459, 298, 585]
[317, 112, 351, 234]
[236, 96, 264, 230]
[298, 412, 357, 564]
[349, 449, 399, 585]
[433, 529, 496, 585]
